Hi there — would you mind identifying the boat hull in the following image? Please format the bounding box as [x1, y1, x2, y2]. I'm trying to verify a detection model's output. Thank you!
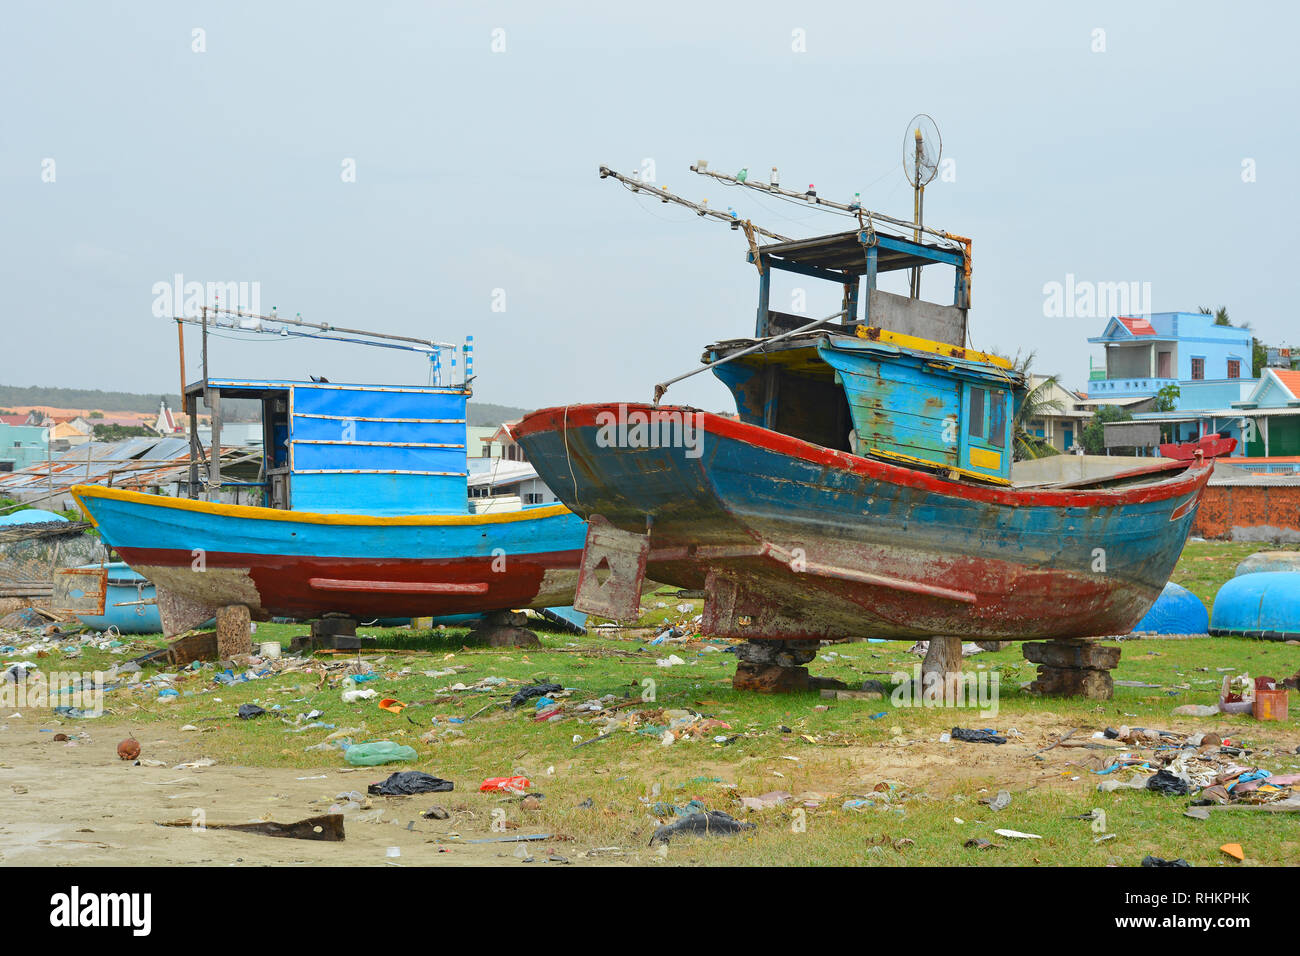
[514, 403, 1214, 641]
[71, 486, 585, 629]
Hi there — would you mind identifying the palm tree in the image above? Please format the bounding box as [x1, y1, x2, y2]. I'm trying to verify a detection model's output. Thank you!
[1010, 351, 1066, 460]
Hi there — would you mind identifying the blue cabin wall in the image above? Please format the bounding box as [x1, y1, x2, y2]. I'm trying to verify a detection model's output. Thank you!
[818, 347, 962, 468]
[287, 383, 468, 516]
[817, 343, 1014, 480]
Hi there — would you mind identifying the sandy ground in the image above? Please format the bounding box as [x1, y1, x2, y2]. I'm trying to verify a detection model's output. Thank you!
[0, 719, 578, 867]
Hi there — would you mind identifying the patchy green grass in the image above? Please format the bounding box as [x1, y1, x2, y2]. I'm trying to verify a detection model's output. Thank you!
[23, 541, 1300, 866]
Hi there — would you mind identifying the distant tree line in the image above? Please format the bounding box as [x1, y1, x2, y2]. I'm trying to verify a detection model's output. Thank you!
[0, 385, 181, 414]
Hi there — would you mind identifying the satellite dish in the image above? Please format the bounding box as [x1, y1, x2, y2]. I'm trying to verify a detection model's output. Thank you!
[903, 113, 941, 187]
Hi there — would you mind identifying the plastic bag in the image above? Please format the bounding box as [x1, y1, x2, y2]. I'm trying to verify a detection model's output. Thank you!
[344, 741, 418, 766]
[368, 771, 454, 795]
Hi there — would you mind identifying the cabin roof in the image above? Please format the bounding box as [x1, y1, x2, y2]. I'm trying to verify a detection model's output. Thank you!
[756, 230, 965, 276]
[185, 378, 467, 398]
[706, 330, 1022, 387]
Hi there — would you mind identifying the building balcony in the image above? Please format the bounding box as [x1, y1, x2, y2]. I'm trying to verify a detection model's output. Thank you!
[1088, 377, 1177, 396]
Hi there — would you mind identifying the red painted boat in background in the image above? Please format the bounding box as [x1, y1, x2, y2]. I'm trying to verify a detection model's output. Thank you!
[1159, 433, 1237, 461]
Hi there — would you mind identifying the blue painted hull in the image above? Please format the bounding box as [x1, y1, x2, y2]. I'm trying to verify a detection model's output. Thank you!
[71, 486, 586, 625]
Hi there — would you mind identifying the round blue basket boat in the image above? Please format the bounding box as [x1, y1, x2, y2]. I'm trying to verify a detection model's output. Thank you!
[1133, 581, 1208, 635]
[1209, 571, 1300, 640]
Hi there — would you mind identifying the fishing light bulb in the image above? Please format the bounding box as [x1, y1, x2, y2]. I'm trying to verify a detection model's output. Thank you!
[770, 166, 779, 187]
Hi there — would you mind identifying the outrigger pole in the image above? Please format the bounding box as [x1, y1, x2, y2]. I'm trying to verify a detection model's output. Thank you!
[652, 308, 848, 405]
[688, 162, 965, 252]
[175, 307, 456, 352]
[598, 166, 791, 242]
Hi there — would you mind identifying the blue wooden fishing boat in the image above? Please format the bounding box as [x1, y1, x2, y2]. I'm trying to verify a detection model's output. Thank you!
[514, 180, 1215, 647]
[72, 324, 587, 635]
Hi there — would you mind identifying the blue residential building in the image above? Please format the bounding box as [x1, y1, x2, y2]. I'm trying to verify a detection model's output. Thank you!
[0, 423, 49, 473]
[1086, 311, 1257, 410]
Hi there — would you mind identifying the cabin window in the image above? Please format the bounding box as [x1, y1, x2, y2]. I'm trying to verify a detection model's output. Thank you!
[1227, 359, 1241, 379]
[1191, 357, 1205, 380]
[989, 391, 1007, 448]
[968, 387, 986, 439]
[524, 493, 544, 505]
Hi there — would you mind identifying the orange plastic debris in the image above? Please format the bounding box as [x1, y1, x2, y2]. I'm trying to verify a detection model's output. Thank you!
[378, 698, 407, 714]
[1220, 843, 1244, 861]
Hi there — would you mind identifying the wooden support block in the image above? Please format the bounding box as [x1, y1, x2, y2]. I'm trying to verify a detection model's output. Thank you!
[733, 663, 812, 693]
[819, 688, 883, 701]
[732, 640, 846, 693]
[477, 626, 541, 648]
[472, 610, 530, 630]
[1023, 640, 1120, 670]
[1030, 665, 1114, 699]
[311, 616, 357, 639]
[166, 630, 218, 666]
[215, 605, 252, 659]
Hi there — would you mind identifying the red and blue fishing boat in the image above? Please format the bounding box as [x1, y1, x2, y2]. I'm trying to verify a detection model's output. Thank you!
[72, 315, 586, 636]
[513, 169, 1214, 651]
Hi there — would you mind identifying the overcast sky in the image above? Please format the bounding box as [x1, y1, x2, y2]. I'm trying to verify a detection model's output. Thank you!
[2, 1, 1295, 412]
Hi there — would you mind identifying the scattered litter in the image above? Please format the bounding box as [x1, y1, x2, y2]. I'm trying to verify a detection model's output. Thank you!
[368, 771, 454, 796]
[1146, 770, 1192, 796]
[1142, 855, 1191, 867]
[509, 683, 563, 708]
[993, 828, 1040, 840]
[343, 742, 417, 766]
[156, 813, 344, 841]
[649, 810, 755, 846]
[480, 775, 531, 793]
[466, 833, 552, 844]
[173, 757, 216, 770]
[116, 738, 140, 761]
[981, 790, 1011, 812]
[951, 727, 1007, 746]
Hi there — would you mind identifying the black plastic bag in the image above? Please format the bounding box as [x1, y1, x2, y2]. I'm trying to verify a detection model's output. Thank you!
[237, 704, 266, 719]
[649, 810, 755, 846]
[367, 771, 455, 796]
[951, 727, 1007, 745]
[510, 682, 563, 708]
[1146, 770, 1192, 796]
[1141, 855, 1192, 867]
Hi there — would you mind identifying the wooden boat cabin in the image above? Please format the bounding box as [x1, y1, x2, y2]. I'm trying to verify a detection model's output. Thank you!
[183, 378, 470, 515]
[708, 227, 1023, 484]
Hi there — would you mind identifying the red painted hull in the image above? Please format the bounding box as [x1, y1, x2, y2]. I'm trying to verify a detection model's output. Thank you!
[116, 546, 583, 621]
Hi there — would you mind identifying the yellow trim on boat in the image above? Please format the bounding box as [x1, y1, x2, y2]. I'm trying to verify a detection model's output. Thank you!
[863, 446, 1012, 487]
[854, 326, 1014, 370]
[69, 484, 573, 527]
